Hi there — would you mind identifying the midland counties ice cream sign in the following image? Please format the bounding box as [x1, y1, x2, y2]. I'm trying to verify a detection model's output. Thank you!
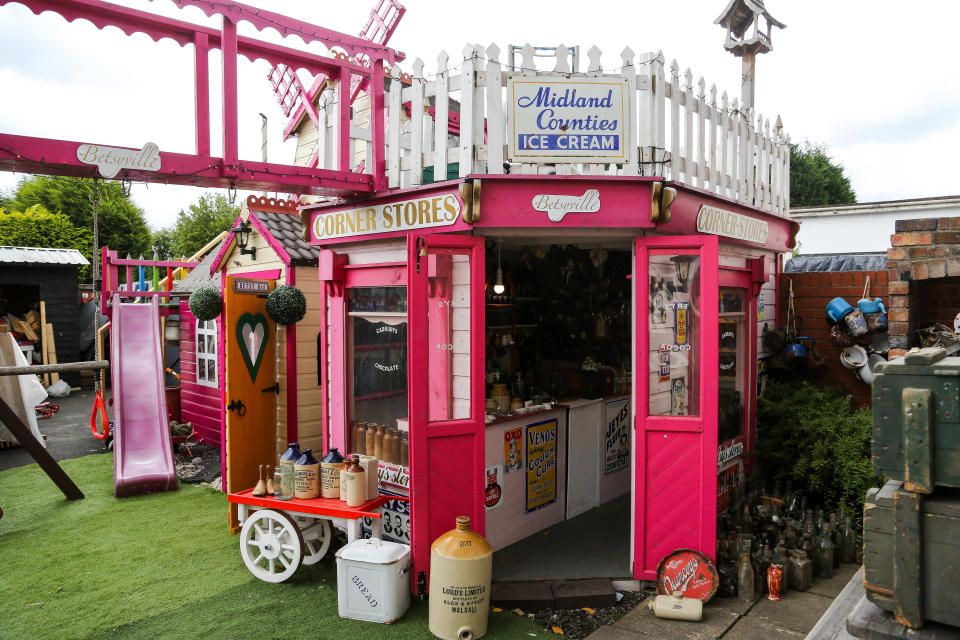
[507, 76, 628, 163]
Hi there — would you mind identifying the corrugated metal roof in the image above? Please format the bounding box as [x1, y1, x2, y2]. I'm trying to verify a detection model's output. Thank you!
[0, 246, 89, 265]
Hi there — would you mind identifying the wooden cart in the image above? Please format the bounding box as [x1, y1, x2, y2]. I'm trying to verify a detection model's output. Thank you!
[228, 489, 401, 583]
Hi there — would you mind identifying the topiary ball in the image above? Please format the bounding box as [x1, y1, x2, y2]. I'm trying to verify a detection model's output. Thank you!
[266, 285, 306, 325]
[188, 286, 222, 321]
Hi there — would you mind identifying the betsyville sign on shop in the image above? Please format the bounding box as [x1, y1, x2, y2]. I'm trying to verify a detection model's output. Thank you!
[507, 76, 628, 163]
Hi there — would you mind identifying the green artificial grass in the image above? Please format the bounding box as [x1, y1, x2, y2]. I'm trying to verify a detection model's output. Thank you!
[0, 455, 544, 640]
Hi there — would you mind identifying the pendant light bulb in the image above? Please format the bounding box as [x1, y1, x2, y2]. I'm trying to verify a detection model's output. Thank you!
[493, 240, 505, 295]
[493, 268, 505, 295]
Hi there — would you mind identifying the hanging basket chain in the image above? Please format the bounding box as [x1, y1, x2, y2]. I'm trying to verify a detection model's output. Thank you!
[89, 179, 104, 393]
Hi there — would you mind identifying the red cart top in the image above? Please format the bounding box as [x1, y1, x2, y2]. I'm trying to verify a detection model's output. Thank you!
[228, 488, 401, 519]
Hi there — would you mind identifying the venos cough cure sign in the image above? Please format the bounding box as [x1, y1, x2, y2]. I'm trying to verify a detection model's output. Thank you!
[507, 76, 628, 163]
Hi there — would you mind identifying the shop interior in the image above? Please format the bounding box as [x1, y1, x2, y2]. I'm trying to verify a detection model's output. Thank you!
[483, 237, 635, 581]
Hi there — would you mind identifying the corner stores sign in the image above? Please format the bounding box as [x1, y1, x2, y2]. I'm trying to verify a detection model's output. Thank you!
[507, 75, 628, 163]
[309, 192, 462, 241]
[696, 205, 769, 245]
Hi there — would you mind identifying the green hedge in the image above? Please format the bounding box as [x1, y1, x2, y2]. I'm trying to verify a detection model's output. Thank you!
[757, 380, 882, 518]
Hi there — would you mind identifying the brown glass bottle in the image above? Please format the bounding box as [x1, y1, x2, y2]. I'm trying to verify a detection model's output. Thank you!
[365, 423, 376, 455]
[383, 428, 396, 464]
[374, 424, 385, 459]
[353, 422, 367, 455]
[400, 432, 409, 467]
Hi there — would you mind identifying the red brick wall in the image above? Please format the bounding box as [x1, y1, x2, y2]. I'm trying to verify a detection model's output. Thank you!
[778, 270, 888, 408]
[886, 217, 960, 357]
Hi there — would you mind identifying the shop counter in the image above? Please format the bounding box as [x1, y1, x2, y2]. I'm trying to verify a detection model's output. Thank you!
[484, 406, 567, 551]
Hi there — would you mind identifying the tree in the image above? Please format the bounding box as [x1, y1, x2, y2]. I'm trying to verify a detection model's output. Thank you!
[168, 193, 239, 259]
[9, 176, 151, 260]
[790, 142, 857, 207]
[0, 205, 93, 278]
[152, 227, 174, 260]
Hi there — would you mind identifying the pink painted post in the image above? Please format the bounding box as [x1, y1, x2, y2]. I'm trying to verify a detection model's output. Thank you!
[369, 58, 387, 191]
[285, 267, 298, 443]
[219, 270, 228, 484]
[338, 68, 351, 172]
[221, 16, 239, 176]
[193, 31, 211, 157]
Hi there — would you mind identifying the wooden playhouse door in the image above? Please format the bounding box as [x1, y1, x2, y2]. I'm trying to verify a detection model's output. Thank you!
[408, 234, 485, 594]
[225, 277, 277, 532]
[633, 235, 719, 579]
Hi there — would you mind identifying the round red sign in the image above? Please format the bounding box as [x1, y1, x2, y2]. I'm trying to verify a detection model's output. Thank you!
[655, 548, 719, 602]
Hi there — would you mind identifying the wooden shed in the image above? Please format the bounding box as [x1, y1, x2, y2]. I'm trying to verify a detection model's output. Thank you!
[172, 246, 227, 448]
[0, 246, 89, 386]
[190, 196, 322, 525]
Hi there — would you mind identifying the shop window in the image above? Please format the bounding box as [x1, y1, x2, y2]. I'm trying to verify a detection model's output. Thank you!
[718, 288, 746, 442]
[348, 287, 408, 428]
[647, 252, 701, 416]
[196, 318, 218, 388]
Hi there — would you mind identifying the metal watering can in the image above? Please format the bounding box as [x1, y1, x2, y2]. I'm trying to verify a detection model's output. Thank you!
[857, 297, 888, 332]
[826, 297, 868, 336]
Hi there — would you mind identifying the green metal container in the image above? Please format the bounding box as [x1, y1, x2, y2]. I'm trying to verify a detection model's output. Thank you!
[871, 347, 960, 493]
[863, 480, 960, 629]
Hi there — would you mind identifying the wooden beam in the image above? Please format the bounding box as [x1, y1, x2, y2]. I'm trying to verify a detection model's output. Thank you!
[0, 396, 84, 500]
[0, 360, 109, 377]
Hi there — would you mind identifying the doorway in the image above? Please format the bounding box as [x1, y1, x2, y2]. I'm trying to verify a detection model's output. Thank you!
[482, 239, 634, 581]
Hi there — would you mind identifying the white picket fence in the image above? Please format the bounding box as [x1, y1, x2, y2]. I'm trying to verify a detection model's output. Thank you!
[309, 44, 790, 215]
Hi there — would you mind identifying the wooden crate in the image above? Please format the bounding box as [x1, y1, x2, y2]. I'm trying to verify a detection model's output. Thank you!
[863, 480, 960, 629]
[871, 347, 960, 493]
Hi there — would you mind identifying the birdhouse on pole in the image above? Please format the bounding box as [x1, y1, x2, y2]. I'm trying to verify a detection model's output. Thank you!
[714, 0, 785, 112]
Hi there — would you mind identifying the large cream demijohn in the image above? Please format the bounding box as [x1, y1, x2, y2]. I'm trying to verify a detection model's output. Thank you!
[648, 591, 703, 621]
[429, 516, 492, 640]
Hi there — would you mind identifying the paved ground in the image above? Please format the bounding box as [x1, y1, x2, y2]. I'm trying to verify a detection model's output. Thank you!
[0, 389, 111, 472]
[586, 563, 860, 640]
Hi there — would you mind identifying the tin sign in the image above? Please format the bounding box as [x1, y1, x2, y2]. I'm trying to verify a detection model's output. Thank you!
[525, 418, 557, 512]
[655, 549, 719, 602]
[674, 302, 689, 347]
[507, 75, 628, 163]
[308, 192, 462, 242]
[504, 428, 523, 473]
[604, 398, 629, 474]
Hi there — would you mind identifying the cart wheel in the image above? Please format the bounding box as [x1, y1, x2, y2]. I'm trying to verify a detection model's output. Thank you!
[299, 518, 332, 565]
[239, 509, 304, 583]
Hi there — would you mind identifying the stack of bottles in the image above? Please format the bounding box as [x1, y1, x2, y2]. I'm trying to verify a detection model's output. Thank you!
[350, 422, 409, 467]
[716, 481, 858, 602]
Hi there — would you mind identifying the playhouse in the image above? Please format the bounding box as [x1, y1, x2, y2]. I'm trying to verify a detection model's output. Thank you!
[0, 0, 797, 588]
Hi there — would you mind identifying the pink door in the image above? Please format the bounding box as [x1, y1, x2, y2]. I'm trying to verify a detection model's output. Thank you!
[634, 235, 719, 579]
[408, 234, 485, 595]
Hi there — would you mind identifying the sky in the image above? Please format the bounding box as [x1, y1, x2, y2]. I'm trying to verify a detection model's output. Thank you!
[1, 0, 958, 230]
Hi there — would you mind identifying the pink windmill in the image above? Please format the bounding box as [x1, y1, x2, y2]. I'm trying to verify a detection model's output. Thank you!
[266, 0, 406, 171]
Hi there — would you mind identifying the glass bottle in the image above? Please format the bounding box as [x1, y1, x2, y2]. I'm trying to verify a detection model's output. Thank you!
[273, 464, 293, 500]
[813, 528, 834, 579]
[741, 502, 753, 535]
[382, 428, 395, 464]
[737, 541, 755, 603]
[400, 432, 409, 467]
[388, 428, 402, 464]
[783, 521, 797, 550]
[840, 515, 857, 564]
[814, 508, 825, 536]
[830, 513, 841, 569]
[803, 508, 814, 537]
[787, 549, 813, 591]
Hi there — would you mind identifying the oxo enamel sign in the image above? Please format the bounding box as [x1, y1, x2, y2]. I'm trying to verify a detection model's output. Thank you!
[507, 75, 628, 163]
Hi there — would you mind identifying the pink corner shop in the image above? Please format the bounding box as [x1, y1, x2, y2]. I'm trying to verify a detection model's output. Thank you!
[0, 0, 798, 588]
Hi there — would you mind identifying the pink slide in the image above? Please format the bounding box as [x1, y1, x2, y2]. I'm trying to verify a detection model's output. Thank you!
[110, 295, 178, 498]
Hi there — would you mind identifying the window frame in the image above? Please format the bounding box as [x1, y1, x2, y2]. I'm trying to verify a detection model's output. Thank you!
[196, 318, 219, 388]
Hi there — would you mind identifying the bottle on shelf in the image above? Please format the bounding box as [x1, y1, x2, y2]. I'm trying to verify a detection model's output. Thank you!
[374, 424, 385, 459]
[353, 423, 367, 455]
[400, 433, 409, 467]
[365, 424, 376, 456]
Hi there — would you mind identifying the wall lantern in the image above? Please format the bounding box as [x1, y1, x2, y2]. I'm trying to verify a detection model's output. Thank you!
[670, 255, 694, 292]
[231, 221, 256, 260]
